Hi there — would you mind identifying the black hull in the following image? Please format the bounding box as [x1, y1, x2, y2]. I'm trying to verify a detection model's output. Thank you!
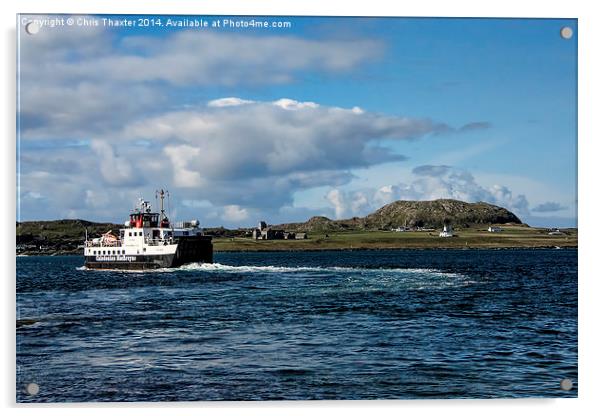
[84, 236, 212, 270]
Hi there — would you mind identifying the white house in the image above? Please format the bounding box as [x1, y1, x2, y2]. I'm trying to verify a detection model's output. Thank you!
[488, 226, 503, 233]
[439, 224, 454, 238]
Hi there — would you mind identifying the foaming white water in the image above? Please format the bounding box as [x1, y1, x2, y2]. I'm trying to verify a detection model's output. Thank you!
[180, 262, 341, 273]
[177, 262, 466, 278]
[76, 262, 468, 281]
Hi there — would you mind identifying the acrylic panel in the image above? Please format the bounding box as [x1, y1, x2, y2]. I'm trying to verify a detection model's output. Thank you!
[16, 14, 577, 402]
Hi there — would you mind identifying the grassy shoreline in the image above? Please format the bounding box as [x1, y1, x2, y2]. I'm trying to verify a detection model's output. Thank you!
[212, 226, 576, 251]
[17, 246, 578, 257]
[18, 226, 576, 256]
[212, 233, 577, 252]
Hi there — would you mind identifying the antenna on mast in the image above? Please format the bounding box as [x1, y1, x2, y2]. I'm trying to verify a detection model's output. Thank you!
[166, 190, 171, 221]
[155, 189, 166, 220]
[155, 189, 170, 227]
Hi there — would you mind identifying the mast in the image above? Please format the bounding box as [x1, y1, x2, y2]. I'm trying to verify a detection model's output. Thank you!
[155, 189, 164, 220]
[156, 189, 170, 227]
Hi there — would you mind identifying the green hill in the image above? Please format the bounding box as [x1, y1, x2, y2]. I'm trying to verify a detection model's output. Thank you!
[16, 219, 122, 253]
[278, 199, 522, 232]
[364, 199, 522, 229]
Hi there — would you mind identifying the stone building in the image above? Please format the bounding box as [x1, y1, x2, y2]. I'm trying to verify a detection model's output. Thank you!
[251, 221, 307, 240]
[252, 221, 285, 240]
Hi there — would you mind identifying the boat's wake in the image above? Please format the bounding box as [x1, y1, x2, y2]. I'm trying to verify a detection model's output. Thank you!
[78, 262, 463, 277]
[177, 262, 463, 278]
[180, 263, 479, 289]
[76, 262, 477, 289]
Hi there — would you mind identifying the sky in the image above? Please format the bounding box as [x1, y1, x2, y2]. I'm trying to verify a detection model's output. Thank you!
[17, 15, 577, 228]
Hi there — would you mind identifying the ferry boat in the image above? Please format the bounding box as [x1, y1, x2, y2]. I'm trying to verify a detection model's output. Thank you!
[83, 190, 213, 270]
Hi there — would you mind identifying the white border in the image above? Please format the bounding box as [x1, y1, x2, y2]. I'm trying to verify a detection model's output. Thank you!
[3, 1, 600, 415]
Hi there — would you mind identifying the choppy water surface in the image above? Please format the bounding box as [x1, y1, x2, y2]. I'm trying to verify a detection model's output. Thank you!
[16, 249, 577, 401]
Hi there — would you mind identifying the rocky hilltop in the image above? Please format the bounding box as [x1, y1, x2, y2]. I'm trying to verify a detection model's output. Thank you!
[364, 199, 522, 229]
[278, 199, 522, 232]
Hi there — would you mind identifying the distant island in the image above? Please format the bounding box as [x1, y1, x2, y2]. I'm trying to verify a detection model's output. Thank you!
[16, 199, 577, 255]
[276, 199, 522, 232]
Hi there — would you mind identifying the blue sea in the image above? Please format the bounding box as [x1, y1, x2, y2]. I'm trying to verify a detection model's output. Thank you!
[16, 249, 578, 402]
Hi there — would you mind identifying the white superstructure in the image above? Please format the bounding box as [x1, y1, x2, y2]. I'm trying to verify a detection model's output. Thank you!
[84, 189, 212, 269]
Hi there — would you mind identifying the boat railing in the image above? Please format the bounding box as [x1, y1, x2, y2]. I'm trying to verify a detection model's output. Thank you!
[144, 237, 173, 246]
[86, 238, 173, 247]
[85, 240, 122, 248]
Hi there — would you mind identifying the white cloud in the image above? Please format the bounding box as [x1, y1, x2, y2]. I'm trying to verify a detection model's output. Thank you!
[20, 27, 383, 87]
[374, 185, 401, 206]
[18, 26, 383, 142]
[90, 140, 140, 187]
[326, 188, 379, 219]
[19, 82, 163, 140]
[103, 32, 384, 86]
[273, 98, 319, 110]
[475, 171, 574, 219]
[84, 97, 449, 215]
[222, 205, 249, 222]
[488, 184, 529, 216]
[23, 191, 43, 200]
[326, 189, 346, 219]
[325, 165, 534, 220]
[16, 23, 448, 225]
[121, 98, 447, 183]
[19, 93, 454, 223]
[163, 145, 204, 188]
[208, 97, 255, 107]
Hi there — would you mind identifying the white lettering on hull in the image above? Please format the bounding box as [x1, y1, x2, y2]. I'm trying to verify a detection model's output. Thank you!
[94, 255, 137, 262]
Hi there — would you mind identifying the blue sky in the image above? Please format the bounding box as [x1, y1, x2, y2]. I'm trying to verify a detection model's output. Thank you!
[17, 15, 577, 227]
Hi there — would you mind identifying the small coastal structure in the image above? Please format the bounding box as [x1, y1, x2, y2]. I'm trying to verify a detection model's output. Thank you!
[439, 224, 454, 238]
[548, 228, 564, 236]
[252, 221, 307, 240]
[488, 226, 503, 233]
[252, 221, 286, 240]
